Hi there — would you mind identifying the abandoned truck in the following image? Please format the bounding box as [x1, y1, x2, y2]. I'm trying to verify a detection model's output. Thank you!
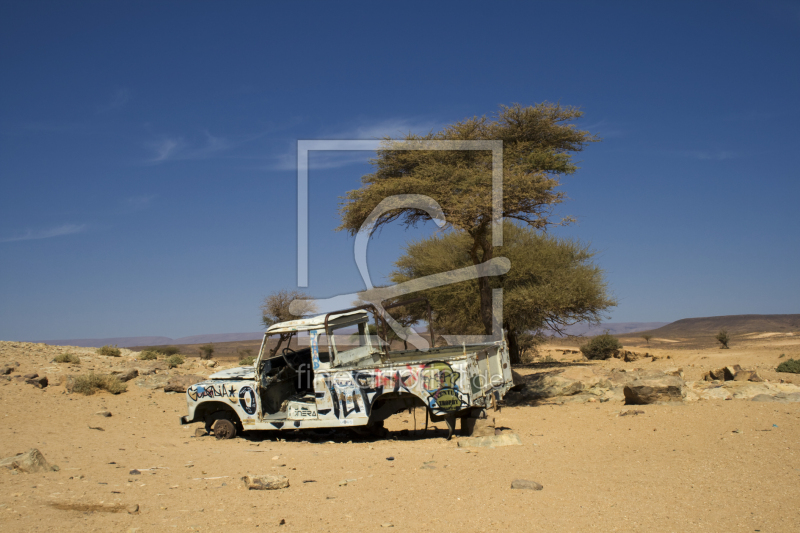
[180, 306, 514, 439]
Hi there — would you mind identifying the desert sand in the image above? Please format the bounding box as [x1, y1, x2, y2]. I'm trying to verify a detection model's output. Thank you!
[0, 337, 798, 532]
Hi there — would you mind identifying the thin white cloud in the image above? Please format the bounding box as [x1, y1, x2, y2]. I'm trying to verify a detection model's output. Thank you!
[147, 137, 185, 162]
[0, 224, 87, 243]
[265, 117, 441, 171]
[580, 119, 624, 138]
[326, 117, 439, 140]
[145, 131, 232, 163]
[97, 88, 131, 113]
[268, 150, 376, 172]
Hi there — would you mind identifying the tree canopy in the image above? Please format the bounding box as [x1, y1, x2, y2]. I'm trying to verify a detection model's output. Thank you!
[338, 103, 599, 335]
[390, 222, 616, 363]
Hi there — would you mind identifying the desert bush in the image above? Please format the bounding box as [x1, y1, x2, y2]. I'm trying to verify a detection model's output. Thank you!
[138, 345, 180, 356]
[68, 373, 127, 395]
[580, 332, 623, 360]
[166, 354, 185, 368]
[54, 353, 80, 364]
[777, 358, 800, 374]
[97, 345, 121, 357]
[138, 350, 159, 361]
[715, 329, 730, 349]
[199, 344, 215, 360]
[779, 353, 785, 358]
[540, 355, 557, 363]
[239, 355, 256, 366]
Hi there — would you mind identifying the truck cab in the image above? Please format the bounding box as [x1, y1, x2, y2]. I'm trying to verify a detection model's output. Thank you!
[180, 308, 513, 439]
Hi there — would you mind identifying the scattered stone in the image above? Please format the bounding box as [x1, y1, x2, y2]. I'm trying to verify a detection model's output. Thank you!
[619, 409, 645, 416]
[463, 417, 495, 437]
[95, 411, 112, 417]
[751, 394, 776, 402]
[624, 375, 686, 404]
[195, 428, 209, 438]
[205, 360, 217, 368]
[623, 351, 640, 362]
[386, 457, 394, 461]
[0, 448, 59, 473]
[511, 479, 543, 490]
[664, 367, 684, 379]
[1, 366, 13, 375]
[241, 474, 289, 490]
[698, 388, 733, 401]
[703, 365, 755, 382]
[733, 370, 763, 382]
[381, 524, 394, 528]
[524, 367, 612, 398]
[115, 369, 139, 382]
[25, 376, 48, 389]
[457, 433, 523, 448]
[163, 375, 203, 393]
[129, 469, 141, 475]
[279, 519, 286, 525]
[127, 504, 139, 514]
[24, 373, 39, 379]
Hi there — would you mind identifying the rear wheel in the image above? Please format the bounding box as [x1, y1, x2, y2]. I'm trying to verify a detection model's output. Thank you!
[212, 418, 237, 439]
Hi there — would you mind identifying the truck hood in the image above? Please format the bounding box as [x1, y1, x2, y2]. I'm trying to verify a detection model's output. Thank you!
[208, 366, 256, 380]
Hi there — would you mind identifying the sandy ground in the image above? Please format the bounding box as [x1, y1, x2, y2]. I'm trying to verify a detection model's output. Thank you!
[1, 339, 799, 532]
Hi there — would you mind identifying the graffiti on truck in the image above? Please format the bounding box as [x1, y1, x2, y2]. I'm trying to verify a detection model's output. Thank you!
[187, 383, 238, 403]
[420, 361, 469, 413]
[317, 361, 468, 420]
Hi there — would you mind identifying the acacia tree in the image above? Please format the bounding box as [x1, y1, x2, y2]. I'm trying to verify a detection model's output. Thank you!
[390, 222, 616, 364]
[641, 334, 652, 346]
[261, 290, 317, 357]
[338, 103, 599, 336]
[716, 329, 730, 349]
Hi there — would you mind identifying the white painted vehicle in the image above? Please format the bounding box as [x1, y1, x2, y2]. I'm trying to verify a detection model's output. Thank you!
[180, 306, 513, 439]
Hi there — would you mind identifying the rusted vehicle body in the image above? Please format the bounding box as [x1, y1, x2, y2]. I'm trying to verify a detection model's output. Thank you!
[180, 307, 513, 439]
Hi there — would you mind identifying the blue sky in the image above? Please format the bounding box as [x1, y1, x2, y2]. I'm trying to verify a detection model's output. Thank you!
[1, 1, 799, 341]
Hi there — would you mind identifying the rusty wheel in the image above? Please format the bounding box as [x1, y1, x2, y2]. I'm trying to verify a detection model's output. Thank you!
[212, 418, 237, 440]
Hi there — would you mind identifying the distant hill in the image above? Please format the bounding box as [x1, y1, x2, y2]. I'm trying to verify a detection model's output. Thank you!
[548, 322, 670, 337]
[35, 332, 264, 348]
[619, 314, 800, 340]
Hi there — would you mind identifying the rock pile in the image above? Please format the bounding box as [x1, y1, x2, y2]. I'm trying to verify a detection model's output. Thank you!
[508, 365, 800, 405]
[0, 448, 59, 473]
[702, 365, 763, 382]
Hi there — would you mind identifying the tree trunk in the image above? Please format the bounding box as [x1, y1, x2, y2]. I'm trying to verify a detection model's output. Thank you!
[506, 324, 522, 365]
[469, 225, 494, 336]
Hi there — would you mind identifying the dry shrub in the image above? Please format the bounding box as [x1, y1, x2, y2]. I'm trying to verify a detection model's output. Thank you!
[580, 332, 623, 360]
[166, 354, 185, 368]
[138, 350, 159, 361]
[54, 353, 80, 364]
[97, 345, 121, 357]
[68, 373, 127, 395]
[777, 358, 800, 374]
